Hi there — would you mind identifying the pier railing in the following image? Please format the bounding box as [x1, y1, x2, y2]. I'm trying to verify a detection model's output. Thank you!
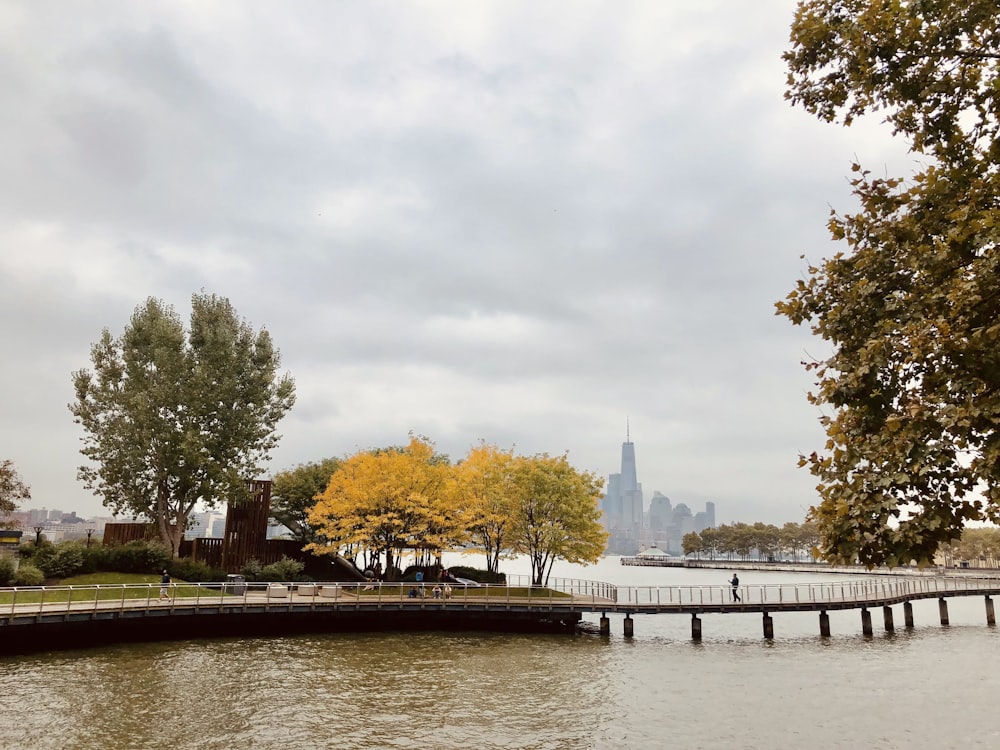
[614, 575, 1000, 608]
[0, 577, 619, 619]
[5, 575, 1000, 621]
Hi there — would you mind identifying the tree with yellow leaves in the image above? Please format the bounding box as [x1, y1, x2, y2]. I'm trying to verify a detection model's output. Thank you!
[509, 454, 607, 586]
[457, 443, 520, 575]
[307, 436, 464, 578]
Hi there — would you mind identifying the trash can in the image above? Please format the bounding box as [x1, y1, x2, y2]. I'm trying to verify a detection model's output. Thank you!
[225, 574, 246, 595]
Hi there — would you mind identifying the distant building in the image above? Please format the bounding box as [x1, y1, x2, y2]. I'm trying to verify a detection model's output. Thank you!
[601, 428, 717, 555]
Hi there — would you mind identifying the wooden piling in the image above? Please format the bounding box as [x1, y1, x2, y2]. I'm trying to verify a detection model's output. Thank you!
[882, 605, 894, 632]
[762, 612, 774, 640]
[903, 601, 914, 628]
[986, 596, 996, 627]
[938, 598, 950, 626]
[691, 613, 702, 641]
[819, 610, 831, 637]
[623, 614, 634, 638]
[861, 608, 873, 636]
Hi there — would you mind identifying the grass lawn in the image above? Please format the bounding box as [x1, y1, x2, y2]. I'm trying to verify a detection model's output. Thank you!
[0, 572, 210, 605]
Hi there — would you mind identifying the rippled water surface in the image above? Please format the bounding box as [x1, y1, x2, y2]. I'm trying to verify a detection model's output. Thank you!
[3, 558, 999, 749]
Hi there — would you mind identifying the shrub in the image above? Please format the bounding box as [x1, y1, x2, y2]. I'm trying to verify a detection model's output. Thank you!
[35, 542, 86, 579]
[78, 544, 108, 574]
[13, 563, 45, 586]
[447, 565, 505, 584]
[18, 539, 53, 561]
[106, 541, 171, 574]
[0, 556, 15, 586]
[241, 558, 263, 581]
[259, 557, 305, 582]
[169, 558, 223, 582]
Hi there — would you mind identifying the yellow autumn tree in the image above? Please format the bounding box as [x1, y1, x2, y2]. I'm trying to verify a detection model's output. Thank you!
[306, 436, 464, 578]
[509, 454, 608, 586]
[457, 443, 520, 574]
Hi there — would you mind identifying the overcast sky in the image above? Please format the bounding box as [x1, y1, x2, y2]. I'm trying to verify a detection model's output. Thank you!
[1, 1, 913, 524]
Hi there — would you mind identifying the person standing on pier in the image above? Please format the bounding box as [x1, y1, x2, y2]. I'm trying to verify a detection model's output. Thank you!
[730, 574, 741, 602]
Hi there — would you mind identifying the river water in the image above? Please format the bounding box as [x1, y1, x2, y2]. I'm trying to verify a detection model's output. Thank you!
[3, 556, 999, 749]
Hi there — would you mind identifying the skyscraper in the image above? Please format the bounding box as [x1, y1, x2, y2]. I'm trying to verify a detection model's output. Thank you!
[602, 424, 644, 533]
[602, 425, 717, 555]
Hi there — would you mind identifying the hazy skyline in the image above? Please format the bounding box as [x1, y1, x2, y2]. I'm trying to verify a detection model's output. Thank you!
[1, 2, 912, 524]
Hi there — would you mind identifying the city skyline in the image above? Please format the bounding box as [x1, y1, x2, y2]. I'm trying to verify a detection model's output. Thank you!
[602, 433, 717, 555]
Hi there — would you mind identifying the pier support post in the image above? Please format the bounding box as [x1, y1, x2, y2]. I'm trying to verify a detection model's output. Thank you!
[903, 601, 914, 628]
[819, 611, 831, 638]
[861, 608, 873, 636]
[599, 614, 610, 636]
[623, 614, 634, 638]
[691, 613, 702, 641]
[883, 605, 895, 633]
[986, 597, 996, 627]
[762, 612, 774, 640]
[938, 598, 950, 626]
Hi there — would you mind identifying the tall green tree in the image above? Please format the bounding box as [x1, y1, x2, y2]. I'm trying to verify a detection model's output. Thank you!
[508, 454, 607, 586]
[270, 457, 342, 543]
[0, 459, 30, 529]
[70, 293, 296, 557]
[778, 0, 1000, 566]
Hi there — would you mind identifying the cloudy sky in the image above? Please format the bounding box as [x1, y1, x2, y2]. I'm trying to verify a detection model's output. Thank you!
[1, 1, 912, 524]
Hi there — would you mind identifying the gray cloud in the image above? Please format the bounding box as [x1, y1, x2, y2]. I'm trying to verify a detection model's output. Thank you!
[0, 1, 908, 524]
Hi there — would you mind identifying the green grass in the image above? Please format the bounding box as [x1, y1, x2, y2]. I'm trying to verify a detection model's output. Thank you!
[62, 572, 161, 585]
[0, 572, 212, 605]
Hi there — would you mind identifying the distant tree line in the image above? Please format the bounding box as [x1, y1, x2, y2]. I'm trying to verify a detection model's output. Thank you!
[682, 522, 822, 562]
[938, 528, 1000, 568]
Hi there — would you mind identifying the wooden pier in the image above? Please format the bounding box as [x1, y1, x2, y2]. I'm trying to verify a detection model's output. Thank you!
[2, 574, 999, 653]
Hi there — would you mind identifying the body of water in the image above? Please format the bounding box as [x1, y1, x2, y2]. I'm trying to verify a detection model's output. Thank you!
[3, 555, 998, 749]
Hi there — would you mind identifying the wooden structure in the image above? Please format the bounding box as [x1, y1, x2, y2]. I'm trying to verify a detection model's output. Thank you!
[102, 523, 162, 546]
[192, 538, 306, 570]
[99, 480, 321, 574]
[220, 479, 272, 573]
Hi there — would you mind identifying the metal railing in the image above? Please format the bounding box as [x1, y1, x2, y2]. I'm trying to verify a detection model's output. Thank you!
[4, 575, 1000, 620]
[614, 575, 1000, 607]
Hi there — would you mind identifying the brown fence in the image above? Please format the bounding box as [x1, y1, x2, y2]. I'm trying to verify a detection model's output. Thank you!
[103, 523, 168, 546]
[190, 537, 309, 570]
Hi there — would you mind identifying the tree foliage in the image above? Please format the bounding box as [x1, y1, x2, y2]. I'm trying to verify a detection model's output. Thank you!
[270, 457, 342, 543]
[508, 453, 607, 586]
[778, 0, 1000, 566]
[940, 526, 1000, 567]
[456, 443, 519, 574]
[0, 459, 30, 528]
[686, 521, 821, 562]
[70, 293, 296, 556]
[303, 439, 606, 584]
[307, 436, 463, 578]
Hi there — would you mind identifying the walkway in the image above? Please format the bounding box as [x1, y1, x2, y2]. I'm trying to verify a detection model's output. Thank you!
[3, 573, 1000, 645]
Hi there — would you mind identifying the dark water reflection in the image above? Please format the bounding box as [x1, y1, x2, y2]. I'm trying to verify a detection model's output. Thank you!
[4, 561, 1000, 749]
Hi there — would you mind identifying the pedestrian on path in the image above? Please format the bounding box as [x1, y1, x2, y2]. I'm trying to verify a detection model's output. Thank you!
[159, 570, 172, 601]
[730, 573, 741, 602]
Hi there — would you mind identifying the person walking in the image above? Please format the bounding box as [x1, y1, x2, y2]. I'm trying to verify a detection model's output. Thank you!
[159, 570, 172, 601]
[730, 573, 741, 603]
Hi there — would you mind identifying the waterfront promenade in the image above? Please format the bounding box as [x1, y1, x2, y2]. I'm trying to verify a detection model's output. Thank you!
[3, 572, 1000, 651]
